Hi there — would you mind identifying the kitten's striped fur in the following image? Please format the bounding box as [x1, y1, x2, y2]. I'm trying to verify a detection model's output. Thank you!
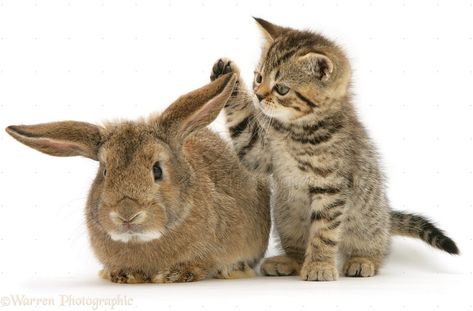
[211, 18, 458, 281]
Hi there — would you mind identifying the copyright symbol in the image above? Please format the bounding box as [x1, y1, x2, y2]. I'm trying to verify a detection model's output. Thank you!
[0, 296, 10, 307]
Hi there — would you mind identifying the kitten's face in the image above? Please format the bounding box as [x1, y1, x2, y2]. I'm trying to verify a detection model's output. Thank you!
[252, 19, 351, 123]
[253, 58, 321, 123]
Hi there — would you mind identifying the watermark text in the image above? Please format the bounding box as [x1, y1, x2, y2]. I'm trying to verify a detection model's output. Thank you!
[0, 294, 133, 310]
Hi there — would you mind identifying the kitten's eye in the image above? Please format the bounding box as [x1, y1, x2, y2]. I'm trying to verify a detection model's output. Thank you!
[254, 72, 263, 85]
[152, 162, 163, 182]
[103, 169, 107, 177]
[274, 84, 290, 96]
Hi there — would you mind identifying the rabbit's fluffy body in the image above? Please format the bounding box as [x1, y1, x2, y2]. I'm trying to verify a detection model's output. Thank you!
[91, 123, 270, 283]
[7, 74, 271, 283]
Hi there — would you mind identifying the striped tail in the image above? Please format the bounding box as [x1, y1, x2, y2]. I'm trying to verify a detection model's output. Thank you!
[390, 211, 459, 255]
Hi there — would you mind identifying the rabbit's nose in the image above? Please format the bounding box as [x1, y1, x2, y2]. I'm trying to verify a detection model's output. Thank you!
[110, 211, 146, 225]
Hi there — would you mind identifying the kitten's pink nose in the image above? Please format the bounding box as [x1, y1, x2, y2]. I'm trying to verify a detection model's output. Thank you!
[255, 83, 271, 101]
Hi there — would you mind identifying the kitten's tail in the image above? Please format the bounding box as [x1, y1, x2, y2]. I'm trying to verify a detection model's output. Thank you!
[390, 211, 459, 255]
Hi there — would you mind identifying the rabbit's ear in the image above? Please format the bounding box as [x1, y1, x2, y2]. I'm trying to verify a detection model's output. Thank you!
[159, 73, 237, 143]
[5, 121, 101, 160]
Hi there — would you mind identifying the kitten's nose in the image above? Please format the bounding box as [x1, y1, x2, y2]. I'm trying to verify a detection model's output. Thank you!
[255, 83, 271, 102]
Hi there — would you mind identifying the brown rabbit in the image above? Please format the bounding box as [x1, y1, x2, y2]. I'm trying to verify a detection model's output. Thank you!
[5, 73, 271, 283]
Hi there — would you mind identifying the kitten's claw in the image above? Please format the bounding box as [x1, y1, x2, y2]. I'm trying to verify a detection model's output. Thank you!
[300, 261, 338, 281]
[210, 58, 240, 81]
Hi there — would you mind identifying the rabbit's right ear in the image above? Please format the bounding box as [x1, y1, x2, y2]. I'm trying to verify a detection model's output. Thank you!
[5, 121, 101, 160]
[159, 73, 237, 146]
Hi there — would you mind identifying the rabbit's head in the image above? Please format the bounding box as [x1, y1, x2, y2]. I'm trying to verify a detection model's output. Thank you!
[6, 73, 237, 244]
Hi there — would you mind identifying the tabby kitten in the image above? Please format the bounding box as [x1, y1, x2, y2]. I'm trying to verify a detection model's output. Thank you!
[210, 18, 459, 281]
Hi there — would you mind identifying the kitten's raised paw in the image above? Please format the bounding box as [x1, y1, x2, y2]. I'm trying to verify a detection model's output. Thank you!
[100, 268, 149, 284]
[151, 263, 208, 283]
[261, 255, 301, 276]
[210, 58, 240, 81]
[343, 257, 376, 277]
[300, 261, 338, 281]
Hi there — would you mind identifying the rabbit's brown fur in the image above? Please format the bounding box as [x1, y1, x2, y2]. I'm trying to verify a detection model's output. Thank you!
[6, 74, 271, 283]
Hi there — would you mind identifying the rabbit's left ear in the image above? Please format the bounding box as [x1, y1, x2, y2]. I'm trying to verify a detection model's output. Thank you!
[5, 121, 102, 160]
[159, 73, 237, 145]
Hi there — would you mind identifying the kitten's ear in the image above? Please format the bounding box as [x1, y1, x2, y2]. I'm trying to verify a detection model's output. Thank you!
[5, 121, 102, 160]
[298, 53, 334, 81]
[253, 17, 286, 42]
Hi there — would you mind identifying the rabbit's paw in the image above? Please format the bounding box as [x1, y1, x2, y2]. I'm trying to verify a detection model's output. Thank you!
[152, 263, 208, 283]
[100, 268, 150, 284]
[210, 58, 240, 81]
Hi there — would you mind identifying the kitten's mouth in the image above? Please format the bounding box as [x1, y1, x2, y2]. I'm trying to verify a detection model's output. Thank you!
[258, 101, 275, 116]
[109, 230, 163, 243]
[257, 101, 295, 123]
[257, 101, 270, 113]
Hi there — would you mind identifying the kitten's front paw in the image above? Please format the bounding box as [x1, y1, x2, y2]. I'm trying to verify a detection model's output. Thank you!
[100, 268, 150, 284]
[151, 263, 208, 283]
[300, 261, 338, 281]
[210, 58, 240, 81]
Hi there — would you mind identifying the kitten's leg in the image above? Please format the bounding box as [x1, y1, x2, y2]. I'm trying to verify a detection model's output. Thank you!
[211, 58, 272, 174]
[301, 193, 347, 281]
[340, 199, 390, 277]
[261, 255, 302, 276]
[341, 227, 389, 277]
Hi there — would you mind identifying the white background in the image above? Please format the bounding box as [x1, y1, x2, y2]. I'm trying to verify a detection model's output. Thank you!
[0, 0, 472, 310]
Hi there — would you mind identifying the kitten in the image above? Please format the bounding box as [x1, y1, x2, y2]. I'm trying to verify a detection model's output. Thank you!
[210, 18, 459, 281]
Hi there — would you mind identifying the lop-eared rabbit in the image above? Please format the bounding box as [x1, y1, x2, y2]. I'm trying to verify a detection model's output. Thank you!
[6, 74, 271, 283]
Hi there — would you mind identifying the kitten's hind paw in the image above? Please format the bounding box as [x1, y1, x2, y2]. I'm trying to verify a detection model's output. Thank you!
[261, 255, 301, 276]
[210, 58, 240, 81]
[343, 257, 377, 277]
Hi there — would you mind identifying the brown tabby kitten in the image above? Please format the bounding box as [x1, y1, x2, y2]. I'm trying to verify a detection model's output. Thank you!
[210, 18, 459, 281]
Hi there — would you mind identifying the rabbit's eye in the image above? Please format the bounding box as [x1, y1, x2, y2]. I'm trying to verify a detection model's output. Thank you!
[153, 162, 163, 181]
[103, 169, 107, 177]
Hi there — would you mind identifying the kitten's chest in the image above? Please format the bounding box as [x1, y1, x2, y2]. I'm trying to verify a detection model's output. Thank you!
[268, 136, 311, 187]
[267, 130, 339, 190]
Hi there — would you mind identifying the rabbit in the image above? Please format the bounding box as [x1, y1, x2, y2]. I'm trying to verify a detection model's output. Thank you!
[5, 73, 271, 283]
